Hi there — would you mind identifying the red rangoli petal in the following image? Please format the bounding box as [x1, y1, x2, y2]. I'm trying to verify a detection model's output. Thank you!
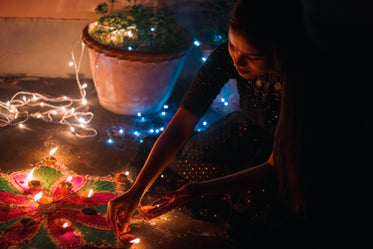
[0, 191, 33, 206]
[56, 208, 111, 230]
[0, 206, 37, 223]
[61, 192, 117, 206]
[0, 212, 42, 248]
[10, 173, 42, 194]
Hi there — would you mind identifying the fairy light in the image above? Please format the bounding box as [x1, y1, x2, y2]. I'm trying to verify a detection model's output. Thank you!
[0, 40, 97, 138]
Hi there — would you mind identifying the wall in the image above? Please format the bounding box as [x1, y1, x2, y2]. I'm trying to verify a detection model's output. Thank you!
[0, 0, 205, 78]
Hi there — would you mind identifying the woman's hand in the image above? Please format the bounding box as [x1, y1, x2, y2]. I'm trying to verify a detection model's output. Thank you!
[144, 182, 200, 219]
[106, 188, 141, 235]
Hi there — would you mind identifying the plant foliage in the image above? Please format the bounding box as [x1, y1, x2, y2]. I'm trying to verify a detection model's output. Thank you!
[89, 0, 189, 53]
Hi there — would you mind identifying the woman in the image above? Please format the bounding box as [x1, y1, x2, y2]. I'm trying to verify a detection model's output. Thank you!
[107, 0, 331, 238]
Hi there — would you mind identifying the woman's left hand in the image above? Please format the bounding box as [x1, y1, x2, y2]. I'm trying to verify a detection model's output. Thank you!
[144, 182, 200, 219]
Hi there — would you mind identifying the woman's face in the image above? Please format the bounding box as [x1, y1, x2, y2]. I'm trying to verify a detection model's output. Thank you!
[228, 28, 270, 79]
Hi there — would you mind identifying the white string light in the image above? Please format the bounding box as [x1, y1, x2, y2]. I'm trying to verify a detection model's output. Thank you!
[0, 40, 97, 138]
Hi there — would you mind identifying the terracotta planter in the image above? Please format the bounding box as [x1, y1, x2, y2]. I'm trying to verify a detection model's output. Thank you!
[82, 23, 192, 115]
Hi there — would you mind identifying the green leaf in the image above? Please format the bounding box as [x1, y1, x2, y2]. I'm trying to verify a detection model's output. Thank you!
[34, 166, 62, 190]
[0, 177, 20, 195]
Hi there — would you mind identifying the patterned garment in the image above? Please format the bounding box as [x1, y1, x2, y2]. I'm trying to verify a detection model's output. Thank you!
[171, 42, 282, 181]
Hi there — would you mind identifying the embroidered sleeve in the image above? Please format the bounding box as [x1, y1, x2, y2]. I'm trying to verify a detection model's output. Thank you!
[180, 42, 236, 117]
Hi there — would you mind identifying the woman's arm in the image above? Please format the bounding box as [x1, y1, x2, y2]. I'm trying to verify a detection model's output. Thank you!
[197, 153, 275, 195]
[106, 107, 199, 234]
[145, 154, 276, 219]
[131, 107, 199, 194]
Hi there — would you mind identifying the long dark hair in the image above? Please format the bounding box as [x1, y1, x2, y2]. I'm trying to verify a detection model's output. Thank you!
[230, 0, 322, 215]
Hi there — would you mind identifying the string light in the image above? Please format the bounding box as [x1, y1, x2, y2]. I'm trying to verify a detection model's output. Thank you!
[0, 41, 97, 138]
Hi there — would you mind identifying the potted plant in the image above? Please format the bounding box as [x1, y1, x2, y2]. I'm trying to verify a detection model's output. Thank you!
[82, 0, 192, 115]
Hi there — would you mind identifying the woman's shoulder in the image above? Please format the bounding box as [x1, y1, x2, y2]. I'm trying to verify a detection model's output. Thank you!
[203, 42, 238, 78]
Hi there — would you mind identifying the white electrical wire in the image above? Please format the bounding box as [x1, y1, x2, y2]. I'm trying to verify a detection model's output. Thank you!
[0, 40, 97, 138]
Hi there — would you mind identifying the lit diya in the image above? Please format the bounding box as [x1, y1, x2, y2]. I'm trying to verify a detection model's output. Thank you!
[28, 180, 42, 191]
[44, 147, 58, 166]
[119, 234, 140, 248]
[115, 172, 129, 183]
[0, 202, 10, 217]
[58, 176, 74, 193]
[78, 189, 94, 201]
[26, 168, 43, 191]
[54, 218, 72, 233]
[34, 192, 53, 212]
[139, 205, 157, 220]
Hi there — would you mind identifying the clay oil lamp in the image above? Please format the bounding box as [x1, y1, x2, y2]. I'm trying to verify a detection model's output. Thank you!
[54, 218, 72, 233]
[34, 192, 53, 212]
[0, 203, 10, 217]
[58, 176, 74, 193]
[26, 168, 43, 192]
[78, 189, 94, 201]
[44, 147, 58, 166]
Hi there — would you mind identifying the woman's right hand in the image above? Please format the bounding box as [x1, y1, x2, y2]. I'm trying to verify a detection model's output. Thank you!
[106, 188, 142, 235]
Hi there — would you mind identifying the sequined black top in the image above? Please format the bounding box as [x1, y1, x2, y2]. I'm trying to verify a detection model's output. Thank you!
[181, 42, 282, 135]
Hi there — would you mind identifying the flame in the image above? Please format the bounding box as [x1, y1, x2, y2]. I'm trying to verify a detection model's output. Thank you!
[49, 147, 58, 156]
[130, 238, 140, 244]
[26, 168, 35, 182]
[66, 176, 72, 182]
[34, 192, 42, 201]
[62, 222, 69, 228]
[88, 189, 94, 197]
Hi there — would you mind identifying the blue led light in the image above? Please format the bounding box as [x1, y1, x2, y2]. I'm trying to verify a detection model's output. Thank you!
[107, 138, 113, 144]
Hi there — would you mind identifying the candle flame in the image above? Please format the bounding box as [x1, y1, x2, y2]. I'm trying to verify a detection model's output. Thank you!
[130, 238, 140, 244]
[34, 192, 42, 201]
[62, 222, 69, 228]
[88, 189, 94, 197]
[66, 176, 72, 182]
[26, 168, 35, 182]
[49, 147, 58, 156]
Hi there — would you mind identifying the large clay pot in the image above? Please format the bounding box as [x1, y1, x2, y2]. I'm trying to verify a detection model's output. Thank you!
[82, 23, 192, 115]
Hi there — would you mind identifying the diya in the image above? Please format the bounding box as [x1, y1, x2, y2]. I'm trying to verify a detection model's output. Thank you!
[58, 181, 74, 193]
[34, 192, 53, 212]
[78, 189, 94, 201]
[119, 234, 140, 248]
[0, 202, 10, 217]
[28, 179, 43, 191]
[115, 172, 128, 183]
[80, 207, 98, 220]
[44, 147, 58, 166]
[20, 218, 36, 231]
[54, 218, 72, 233]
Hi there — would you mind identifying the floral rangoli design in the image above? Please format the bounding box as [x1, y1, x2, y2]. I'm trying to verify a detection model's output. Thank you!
[0, 165, 128, 249]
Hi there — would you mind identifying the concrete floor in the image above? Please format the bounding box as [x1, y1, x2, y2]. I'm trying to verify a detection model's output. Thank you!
[0, 75, 238, 249]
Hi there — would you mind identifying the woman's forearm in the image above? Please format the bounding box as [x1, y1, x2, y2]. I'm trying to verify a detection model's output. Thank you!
[131, 108, 199, 195]
[196, 155, 276, 196]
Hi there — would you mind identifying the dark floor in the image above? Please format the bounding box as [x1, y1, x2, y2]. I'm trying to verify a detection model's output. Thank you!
[0, 75, 242, 249]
